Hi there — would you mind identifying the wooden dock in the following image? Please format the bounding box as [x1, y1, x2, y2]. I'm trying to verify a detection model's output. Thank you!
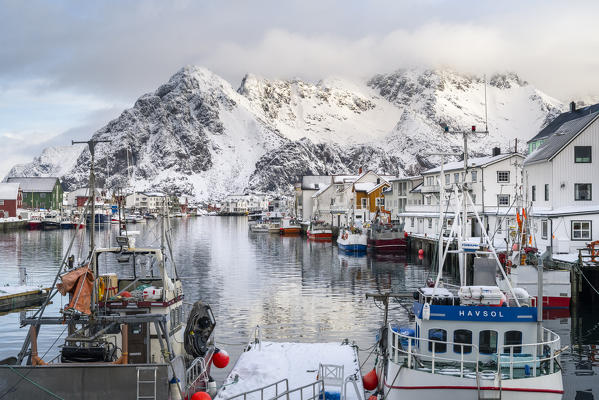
[0, 220, 28, 232]
[0, 287, 50, 313]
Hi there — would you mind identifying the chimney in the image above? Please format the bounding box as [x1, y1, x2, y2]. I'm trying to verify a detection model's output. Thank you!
[358, 167, 363, 174]
[492, 147, 501, 157]
[570, 101, 576, 112]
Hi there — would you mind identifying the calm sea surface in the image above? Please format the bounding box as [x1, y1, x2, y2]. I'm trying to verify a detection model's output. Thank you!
[0, 216, 597, 399]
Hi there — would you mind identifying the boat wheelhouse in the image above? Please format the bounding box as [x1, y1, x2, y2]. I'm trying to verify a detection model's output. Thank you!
[279, 217, 301, 235]
[382, 287, 563, 400]
[337, 226, 367, 253]
[307, 220, 333, 241]
[366, 220, 407, 253]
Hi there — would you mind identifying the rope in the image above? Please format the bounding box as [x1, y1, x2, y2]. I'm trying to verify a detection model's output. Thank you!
[5, 366, 64, 399]
[575, 265, 599, 296]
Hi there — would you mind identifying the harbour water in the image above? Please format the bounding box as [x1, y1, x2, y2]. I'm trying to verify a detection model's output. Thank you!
[0, 216, 597, 399]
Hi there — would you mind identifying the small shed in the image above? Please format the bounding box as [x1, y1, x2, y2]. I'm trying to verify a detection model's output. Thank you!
[0, 183, 23, 218]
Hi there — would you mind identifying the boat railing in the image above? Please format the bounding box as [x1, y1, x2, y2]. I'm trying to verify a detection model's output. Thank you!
[185, 356, 209, 393]
[246, 325, 263, 351]
[388, 324, 480, 378]
[498, 327, 561, 379]
[270, 380, 325, 400]
[388, 325, 562, 380]
[224, 378, 290, 400]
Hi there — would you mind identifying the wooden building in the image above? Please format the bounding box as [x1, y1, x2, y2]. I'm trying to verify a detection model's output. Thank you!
[0, 183, 22, 218]
[5, 177, 63, 210]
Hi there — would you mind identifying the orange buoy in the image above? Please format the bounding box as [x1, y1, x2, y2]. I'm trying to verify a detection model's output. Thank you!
[121, 291, 132, 298]
[191, 392, 212, 400]
[368, 395, 378, 400]
[362, 368, 378, 391]
[213, 349, 230, 368]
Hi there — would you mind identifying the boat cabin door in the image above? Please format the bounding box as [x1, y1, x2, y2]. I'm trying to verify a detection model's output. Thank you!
[127, 316, 149, 363]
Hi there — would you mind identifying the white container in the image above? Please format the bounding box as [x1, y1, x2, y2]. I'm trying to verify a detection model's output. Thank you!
[143, 286, 163, 301]
[458, 285, 504, 306]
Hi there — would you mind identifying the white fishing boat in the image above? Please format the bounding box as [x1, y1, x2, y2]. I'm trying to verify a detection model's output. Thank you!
[370, 131, 564, 400]
[337, 226, 367, 253]
[0, 140, 222, 400]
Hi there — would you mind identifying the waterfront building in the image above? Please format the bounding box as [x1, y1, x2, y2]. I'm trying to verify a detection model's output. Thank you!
[383, 176, 424, 221]
[524, 104, 599, 255]
[125, 191, 166, 211]
[0, 183, 22, 218]
[399, 150, 525, 246]
[294, 175, 334, 221]
[221, 193, 269, 215]
[63, 188, 103, 208]
[5, 177, 63, 210]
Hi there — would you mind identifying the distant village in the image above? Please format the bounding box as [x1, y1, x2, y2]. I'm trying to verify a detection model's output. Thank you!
[1, 101, 597, 259]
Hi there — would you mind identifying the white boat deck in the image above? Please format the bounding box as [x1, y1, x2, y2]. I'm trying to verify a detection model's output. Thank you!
[216, 342, 364, 400]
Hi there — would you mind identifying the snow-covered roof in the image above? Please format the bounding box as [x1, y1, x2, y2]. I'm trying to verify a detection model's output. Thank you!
[332, 175, 359, 184]
[143, 192, 166, 197]
[301, 175, 331, 190]
[389, 175, 421, 182]
[0, 183, 20, 199]
[423, 153, 521, 174]
[353, 182, 376, 192]
[528, 102, 599, 143]
[524, 111, 599, 165]
[530, 204, 599, 217]
[311, 184, 331, 198]
[5, 177, 59, 192]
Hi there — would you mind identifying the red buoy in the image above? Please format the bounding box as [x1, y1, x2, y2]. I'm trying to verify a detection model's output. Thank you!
[418, 249, 424, 256]
[362, 368, 378, 391]
[121, 291, 132, 298]
[191, 392, 212, 400]
[213, 349, 230, 368]
[404, 232, 408, 238]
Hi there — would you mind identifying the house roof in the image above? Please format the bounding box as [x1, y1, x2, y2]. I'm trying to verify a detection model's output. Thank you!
[423, 153, 521, 174]
[301, 175, 332, 190]
[528, 103, 599, 143]
[0, 183, 20, 199]
[5, 177, 59, 193]
[311, 184, 331, 198]
[524, 111, 599, 165]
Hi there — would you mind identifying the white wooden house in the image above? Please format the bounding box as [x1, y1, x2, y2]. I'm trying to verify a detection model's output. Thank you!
[524, 106, 599, 255]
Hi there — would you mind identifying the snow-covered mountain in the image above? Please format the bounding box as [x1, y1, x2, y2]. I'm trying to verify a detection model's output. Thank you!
[6, 66, 564, 200]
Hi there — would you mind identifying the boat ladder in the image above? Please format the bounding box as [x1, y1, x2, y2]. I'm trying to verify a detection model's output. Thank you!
[137, 366, 158, 400]
[476, 370, 502, 400]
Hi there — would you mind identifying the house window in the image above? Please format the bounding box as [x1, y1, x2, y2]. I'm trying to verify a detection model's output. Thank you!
[427, 218, 432, 229]
[504, 331, 522, 354]
[532, 185, 536, 201]
[471, 170, 477, 183]
[572, 221, 592, 240]
[410, 217, 414, 227]
[575, 183, 592, 201]
[445, 174, 450, 185]
[541, 220, 548, 240]
[361, 198, 367, 208]
[479, 330, 498, 354]
[428, 329, 447, 353]
[40, 193, 46, 198]
[471, 194, 476, 204]
[314, 184, 319, 189]
[454, 173, 459, 183]
[497, 171, 510, 183]
[544, 184, 549, 201]
[574, 146, 592, 163]
[498, 194, 510, 206]
[453, 329, 472, 354]
[425, 196, 431, 205]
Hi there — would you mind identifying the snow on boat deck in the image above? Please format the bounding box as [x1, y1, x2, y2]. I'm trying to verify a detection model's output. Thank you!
[0, 285, 45, 296]
[217, 342, 364, 400]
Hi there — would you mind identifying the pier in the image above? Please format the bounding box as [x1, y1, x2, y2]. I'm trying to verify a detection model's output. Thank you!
[0, 287, 49, 313]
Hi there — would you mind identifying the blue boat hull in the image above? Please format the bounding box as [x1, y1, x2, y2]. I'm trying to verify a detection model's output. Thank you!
[338, 243, 367, 252]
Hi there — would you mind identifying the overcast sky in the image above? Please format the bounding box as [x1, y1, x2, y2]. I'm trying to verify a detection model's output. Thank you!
[2, 0, 599, 178]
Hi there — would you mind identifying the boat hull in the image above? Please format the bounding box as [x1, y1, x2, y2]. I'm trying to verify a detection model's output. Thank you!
[338, 243, 367, 252]
[27, 221, 42, 230]
[384, 362, 563, 400]
[367, 238, 407, 252]
[279, 227, 301, 235]
[307, 230, 332, 240]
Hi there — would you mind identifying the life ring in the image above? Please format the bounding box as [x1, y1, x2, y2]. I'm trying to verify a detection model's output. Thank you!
[342, 233, 348, 240]
[267, 212, 271, 217]
[98, 278, 106, 301]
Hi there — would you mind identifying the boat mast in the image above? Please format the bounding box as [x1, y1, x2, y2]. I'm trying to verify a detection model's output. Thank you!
[73, 139, 110, 257]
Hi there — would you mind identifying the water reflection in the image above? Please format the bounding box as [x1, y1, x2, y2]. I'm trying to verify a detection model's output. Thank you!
[0, 216, 597, 397]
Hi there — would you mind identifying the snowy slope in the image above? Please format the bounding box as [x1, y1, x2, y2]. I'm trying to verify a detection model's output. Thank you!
[6, 66, 565, 200]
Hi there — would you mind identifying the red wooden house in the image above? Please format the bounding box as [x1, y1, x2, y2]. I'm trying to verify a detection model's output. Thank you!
[0, 183, 23, 218]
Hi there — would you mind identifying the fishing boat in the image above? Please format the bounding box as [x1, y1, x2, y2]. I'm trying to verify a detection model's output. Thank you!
[279, 217, 301, 235]
[307, 220, 333, 241]
[369, 135, 564, 400]
[0, 139, 221, 400]
[27, 213, 43, 230]
[125, 213, 145, 223]
[249, 222, 270, 233]
[366, 211, 407, 253]
[41, 211, 60, 230]
[337, 225, 367, 253]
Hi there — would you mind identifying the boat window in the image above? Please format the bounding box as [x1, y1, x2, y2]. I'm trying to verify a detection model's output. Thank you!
[453, 329, 472, 354]
[504, 331, 522, 354]
[479, 330, 498, 354]
[428, 329, 447, 353]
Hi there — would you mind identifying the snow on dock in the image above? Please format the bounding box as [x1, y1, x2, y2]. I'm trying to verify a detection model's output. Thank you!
[217, 342, 364, 400]
[0, 285, 49, 312]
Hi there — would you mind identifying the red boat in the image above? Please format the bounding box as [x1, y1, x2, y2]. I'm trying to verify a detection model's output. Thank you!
[307, 220, 332, 241]
[279, 217, 301, 235]
[367, 221, 407, 253]
[27, 214, 43, 230]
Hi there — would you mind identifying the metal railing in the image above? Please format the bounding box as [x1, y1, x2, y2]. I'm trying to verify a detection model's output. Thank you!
[224, 378, 290, 400]
[388, 325, 561, 380]
[270, 380, 325, 400]
[185, 356, 209, 393]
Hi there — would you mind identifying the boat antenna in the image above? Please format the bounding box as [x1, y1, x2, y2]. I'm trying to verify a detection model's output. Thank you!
[72, 138, 111, 257]
[484, 74, 488, 132]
